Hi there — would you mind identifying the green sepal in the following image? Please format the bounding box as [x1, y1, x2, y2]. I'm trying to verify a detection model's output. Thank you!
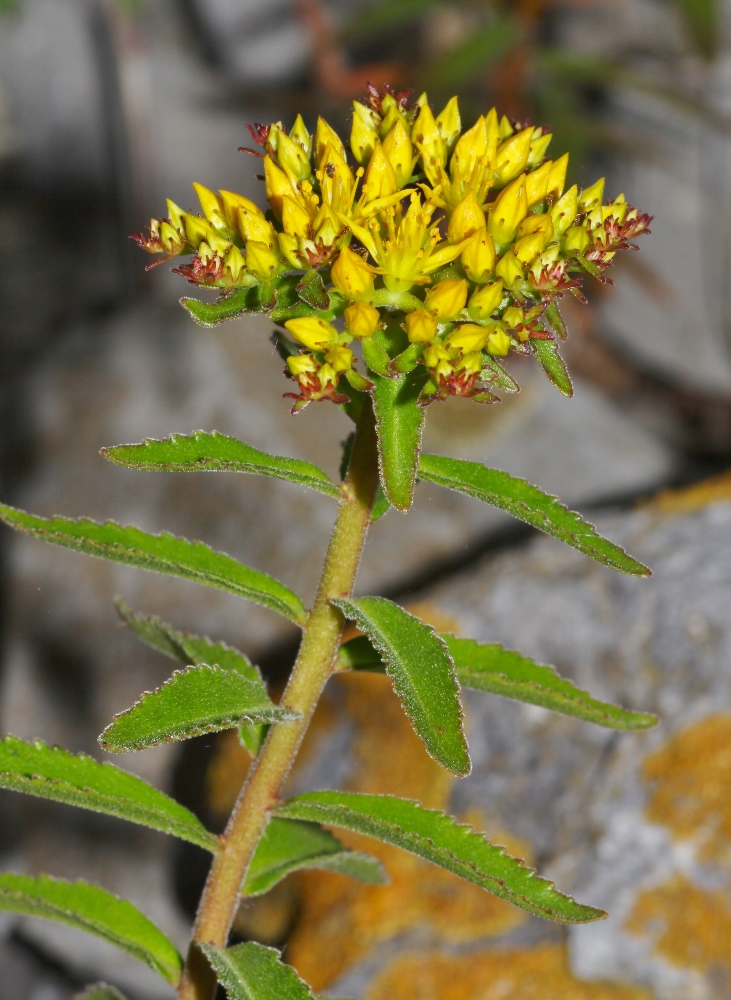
[418, 455, 650, 576]
[201, 942, 316, 1000]
[443, 636, 658, 731]
[296, 269, 330, 311]
[573, 253, 604, 280]
[181, 285, 260, 327]
[532, 339, 573, 397]
[0, 504, 308, 625]
[389, 342, 423, 374]
[0, 735, 218, 849]
[544, 300, 568, 340]
[372, 370, 428, 511]
[243, 817, 386, 897]
[481, 354, 520, 392]
[362, 336, 394, 378]
[101, 431, 340, 498]
[116, 600, 268, 755]
[332, 597, 470, 777]
[276, 791, 606, 924]
[99, 665, 299, 752]
[0, 874, 183, 984]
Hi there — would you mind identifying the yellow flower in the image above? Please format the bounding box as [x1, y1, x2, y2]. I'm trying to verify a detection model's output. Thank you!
[351, 103, 379, 165]
[287, 354, 318, 377]
[264, 155, 296, 218]
[514, 231, 546, 265]
[314, 117, 347, 167]
[564, 225, 591, 253]
[405, 308, 438, 344]
[277, 131, 311, 181]
[331, 247, 376, 300]
[363, 142, 398, 202]
[342, 193, 470, 292]
[344, 301, 380, 339]
[445, 324, 489, 353]
[382, 119, 415, 189]
[456, 351, 483, 376]
[238, 205, 278, 245]
[219, 190, 264, 228]
[447, 190, 486, 243]
[550, 185, 579, 235]
[495, 250, 525, 287]
[547, 154, 569, 198]
[424, 278, 468, 321]
[502, 306, 524, 328]
[461, 228, 496, 283]
[245, 240, 279, 279]
[468, 281, 503, 320]
[281, 195, 312, 239]
[518, 213, 554, 242]
[493, 127, 533, 187]
[579, 177, 605, 212]
[488, 174, 529, 246]
[486, 326, 512, 356]
[525, 161, 552, 207]
[411, 101, 445, 178]
[290, 114, 312, 156]
[425, 109, 499, 210]
[284, 317, 339, 351]
[423, 342, 452, 377]
[435, 96, 461, 154]
[325, 345, 353, 372]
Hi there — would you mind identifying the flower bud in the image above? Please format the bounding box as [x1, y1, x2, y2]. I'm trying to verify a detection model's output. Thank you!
[159, 221, 183, 253]
[499, 114, 513, 138]
[579, 177, 605, 212]
[423, 343, 451, 369]
[193, 182, 224, 221]
[245, 240, 279, 280]
[525, 161, 552, 206]
[315, 117, 347, 167]
[411, 101, 444, 179]
[488, 174, 529, 246]
[184, 214, 212, 249]
[220, 190, 264, 228]
[166, 200, 187, 231]
[264, 155, 293, 218]
[287, 354, 318, 377]
[550, 185, 579, 236]
[493, 127, 533, 186]
[277, 131, 311, 181]
[452, 116, 488, 175]
[564, 225, 591, 254]
[345, 301, 380, 338]
[363, 142, 398, 202]
[514, 231, 546, 265]
[486, 326, 512, 356]
[318, 363, 337, 388]
[435, 96, 461, 154]
[495, 251, 525, 287]
[424, 278, 468, 320]
[238, 206, 277, 245]
[318, 144, 354, 197]
[290, 114, 312, 156]
[405, 308, 438, 344]
[351, 102, 379, 165]
[527, 129, 552, 169]
[547, 154, 569, 198]
[461, 228, 496, 283]
[224, 244, 245, 283]
[456, 351, 483, 376]
[445, 324, 489, 353]
[502, 306, 524, 328]
[325, 345, 354, 372]
[285, 317, 339, 351]
[518, 213, 554, 242]
[468, 280, 503, 320]
[331, 247, 376, 300]
[278, 232, 303, 269]
[448, 190, 486, 243]
[313, 206, 340, 247]
[281, 195, 312, 239]
[382, 119, 414, 189]
[484, 107, 501, 152]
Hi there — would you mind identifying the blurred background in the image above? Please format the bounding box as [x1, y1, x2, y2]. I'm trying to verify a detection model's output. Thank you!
[2, 1, 731, 997]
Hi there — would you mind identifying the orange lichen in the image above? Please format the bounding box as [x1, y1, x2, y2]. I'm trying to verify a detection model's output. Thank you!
[644, 471, 731, 515]
[285, 670, 527, 991]
[365, 943, 652, 1000]
[626, 875, 731, 982]
[642, 713, 731, 864]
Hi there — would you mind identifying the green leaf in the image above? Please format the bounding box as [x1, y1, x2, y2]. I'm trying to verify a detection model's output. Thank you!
[372, 370, 427, 511]
[200, 941, 315, 1000]
[370, 485, 390, 522]
[181, 286, 260, 327]
[532, 339, 573, 397]
[102, 432, 340, 498]
[481, 355, 519, 393]
[390, 342, 423, 375]
[0, 874, 183, 983]
[338, 635, 657, 731]
[544, 301, 567, 340]
[332, 597, 470, 777]
[99, 665, 299, 752]
[243, 817, 386, 897]
[362, 335, 393, 378]
[0, 504, 308, 625]
[418, 455, 650, 576]
[0, 735, 218, 849]
[278, 792, 605, 923]
[74, 985, 128, 1000]
[444, 636, 658, 730]
[296, 270, 330, 311]
[116, 600, 268, 755]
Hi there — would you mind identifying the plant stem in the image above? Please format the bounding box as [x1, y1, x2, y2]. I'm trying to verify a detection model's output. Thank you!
[178, 401, 380, 1000]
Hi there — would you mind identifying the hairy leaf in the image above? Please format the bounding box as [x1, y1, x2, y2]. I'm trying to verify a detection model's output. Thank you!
[338, 636, 656, 731]
[277, 792, 605, 923]
[102, 432, 340, 498]
[243, 818, 386, 897]
[296, 270, 330, 311]
[532, 339, 573, 396]
[372, 371, 427, 511]
[370, 486, 390, 522]
[100, 665, 299, 752]
[0, 736, 217, 849]
[481, 355, 520, 392]
[544, 301, 567, 340]
[446, 637, 656, 730]
[332, 597, 470, 777]
[418, 455, 650, 576]
[0, 505, 308, 624]
[201, 942, 315, 1000]
[116, 601, 268, 754]
[0, 874, 183, 983]
[181, 286, 260, 327]
[74, 986, 128, 1000]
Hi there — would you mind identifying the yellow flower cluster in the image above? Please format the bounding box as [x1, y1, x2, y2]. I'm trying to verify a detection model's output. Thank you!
[134, 86, 651, 410]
